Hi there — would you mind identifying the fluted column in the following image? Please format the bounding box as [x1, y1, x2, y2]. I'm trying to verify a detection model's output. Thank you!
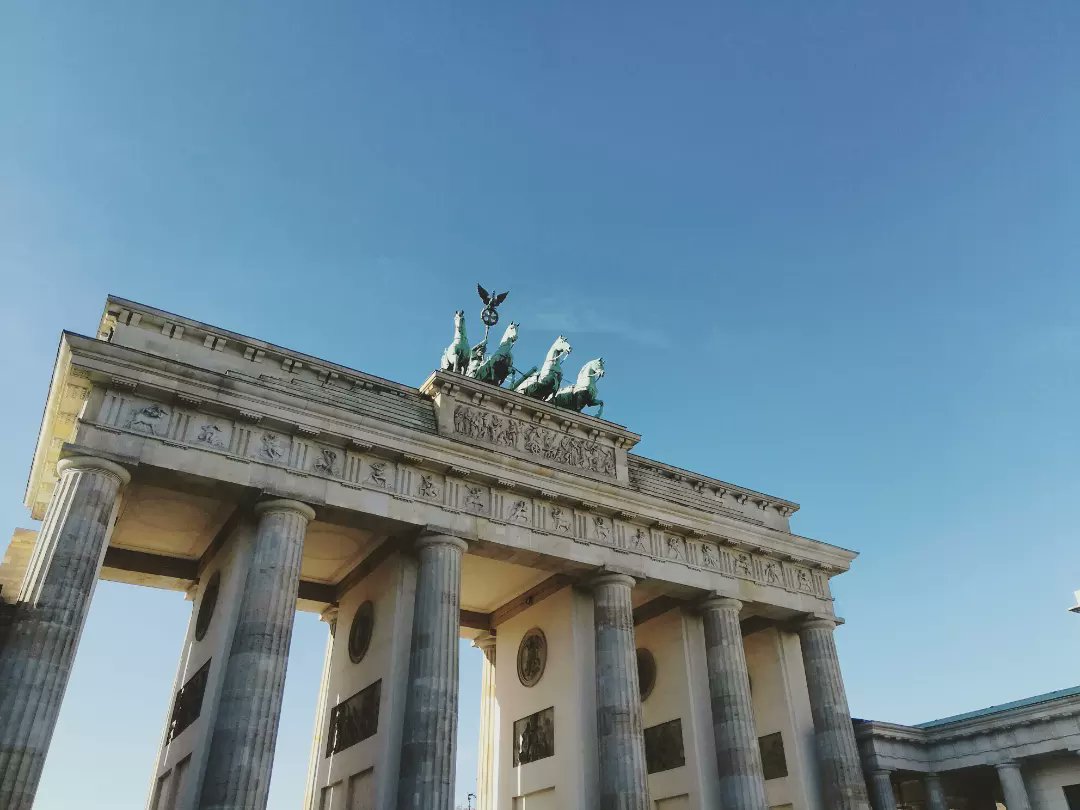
[397, 533, 467, 810]
[797, 616, 870, 810]
[0, 456, 130, 810]
[303, 606, 338, 810]
[700, 597, 768, 810]
[924, 772, 947, 810]
[869, 769, 897, 810]
[995, 761, 1031, 810]
[592, 572, 649, 810]
[473, 632, 498, 810]
[198, 498, 314, 810]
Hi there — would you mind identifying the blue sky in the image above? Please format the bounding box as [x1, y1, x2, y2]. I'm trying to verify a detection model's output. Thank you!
[3, 3, 1079, 808]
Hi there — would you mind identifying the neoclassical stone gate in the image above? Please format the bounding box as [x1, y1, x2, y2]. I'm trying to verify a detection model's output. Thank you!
[0, 297, 871, 810]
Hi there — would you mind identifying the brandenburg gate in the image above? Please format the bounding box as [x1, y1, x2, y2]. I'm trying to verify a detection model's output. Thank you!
[0, 295, 871, 810]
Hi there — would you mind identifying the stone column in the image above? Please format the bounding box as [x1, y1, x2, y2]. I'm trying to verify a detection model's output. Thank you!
[700, 596, 768, 810]
[396, 533, 467, 810]
[995, 761, 1031, 810]
[198, 498, 314, 810]
[473, 632, 498, 810]
[592, 572, 649, 810]
[869, 769, 897, 810]
[0, 456, 130, 810]
[797, 616, 870, 810]
[303, 606, 338, 810]
[924, 772, 947, 810]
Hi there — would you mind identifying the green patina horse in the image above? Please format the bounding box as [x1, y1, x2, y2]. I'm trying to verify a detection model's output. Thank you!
[439, 310, 470, 374]
[471, 321, 519, 386]
[513, 335, 571, 401]
[551, 357, 605, 417]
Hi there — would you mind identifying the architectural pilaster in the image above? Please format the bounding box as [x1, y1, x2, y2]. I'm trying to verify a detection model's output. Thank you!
[303, 606, 339, 810]
[591, 572, 649, 810]
[995, 761, 1031, 810]
[700, 596, 768, 810]
[396, 533, 468, 810]
[924, 772, 947, 810]
[198, 498, 314, 810]
[797, 616, 870, 810]
[869, 769, 897, 810]
[0, 456, 130, 810]
[473, 632, 498, 810]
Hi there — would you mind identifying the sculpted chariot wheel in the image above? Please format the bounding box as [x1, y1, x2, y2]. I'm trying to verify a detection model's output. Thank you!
[481, 306, 499, 327]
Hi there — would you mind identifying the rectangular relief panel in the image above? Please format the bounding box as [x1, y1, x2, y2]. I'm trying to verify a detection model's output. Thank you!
[513, 706, 555, 767]
[326, 680, 382, 756]
[644, 718, 685, 774]
[166, 660, 210, 744]
[759, 731, 788, 780]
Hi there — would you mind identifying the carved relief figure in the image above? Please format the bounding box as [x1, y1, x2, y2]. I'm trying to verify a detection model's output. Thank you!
[549, 506, 572, 534]
[630, 527, 649, 552]
[440, 310, 471, 374]
[127, 403, 168, 435]
[763, 561, 782, 585]
[733, 553, 753, 578]
[667, 536, 685, 560]
[418, 474, 440, 500]
[367, 461, 389, 488]
[313, 448, 339, 476]
[464, 486, 486, 513]
[701, 544, 719, 568]
[506, 499, 529, 524]
[196, 423, 224, 448]
[797, 569, 815, 593]
[593, 516, 610, 543]
[260, 432, 284, 461]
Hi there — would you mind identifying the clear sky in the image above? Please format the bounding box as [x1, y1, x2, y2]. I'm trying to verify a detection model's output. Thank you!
[3, 3, 1079, 808]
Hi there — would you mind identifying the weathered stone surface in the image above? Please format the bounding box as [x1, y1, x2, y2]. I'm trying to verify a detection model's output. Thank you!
[473, 633, 498, 810]
[798, 617, 871, 810]
[995, 761, 1031, 810]
[701, 596, 768, 810]
[198, 499, 314, 810]
[592, 572, 649, 810]
[924, 772, 947, 810]
[397, 533, 467, 810]
[0, 456, 129, 810]
[869, 769, 897, 810]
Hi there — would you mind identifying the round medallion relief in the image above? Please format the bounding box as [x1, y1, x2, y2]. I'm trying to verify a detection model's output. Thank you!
[194, 571, 221, 642]
[348, 601, 375, 664]
[636, 648, 656, 701]
[517, 628, 548, 687]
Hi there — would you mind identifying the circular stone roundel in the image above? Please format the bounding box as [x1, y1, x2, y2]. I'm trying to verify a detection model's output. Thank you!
[348, 601, 375, 664]
[517, 628, 548, 687]
[194, 571, 221, 642]
[636, 648, 657, 701]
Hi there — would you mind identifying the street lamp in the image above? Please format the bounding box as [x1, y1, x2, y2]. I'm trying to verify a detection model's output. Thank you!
[467, 793, 477, 810]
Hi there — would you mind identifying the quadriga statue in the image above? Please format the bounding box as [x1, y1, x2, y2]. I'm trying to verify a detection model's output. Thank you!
[513, 336, 571, 401]
[551, 357, 605, 418]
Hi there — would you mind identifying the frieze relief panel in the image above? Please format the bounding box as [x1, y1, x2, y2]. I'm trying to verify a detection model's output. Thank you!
[90, 387, 830, 601]
[451, 404, 617, 480]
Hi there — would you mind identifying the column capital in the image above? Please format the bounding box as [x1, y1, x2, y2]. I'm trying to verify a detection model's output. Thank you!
[414, 532, 469, 553]
[319, 605, 340, 625]
[56, 455, 131, 486]
[254, 498, 316, 522]
[589, 570, 637, 591]
[701, 595, 743, 613]
[871, 768, 894, 777]
[472, 631, 497, 651]
[995, 759, 1022, 770]
[798, 614, 839, 632]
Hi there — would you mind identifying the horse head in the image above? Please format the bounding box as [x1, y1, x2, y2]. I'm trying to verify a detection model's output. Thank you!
[453, 310, 465, 329]
[546, 335, 572, 366]
[577, 357, 605, 387]
[501, 321, 519, 346]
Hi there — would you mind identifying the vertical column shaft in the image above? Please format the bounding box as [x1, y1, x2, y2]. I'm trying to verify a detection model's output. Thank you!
[869, 769, 897, 810]
[995, 761, 1031, 810]
[797, 617, 870, 810]
[198, 498, 314, 810]
[396, 533, 467, 810]
[0, 456, 129, 810]
[592, 572, 649, 810]
[924, 772, 947, 810]
[303, 607, 338, 810]
[473, 632, 498, 810]
[700, 597, 768, 810]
